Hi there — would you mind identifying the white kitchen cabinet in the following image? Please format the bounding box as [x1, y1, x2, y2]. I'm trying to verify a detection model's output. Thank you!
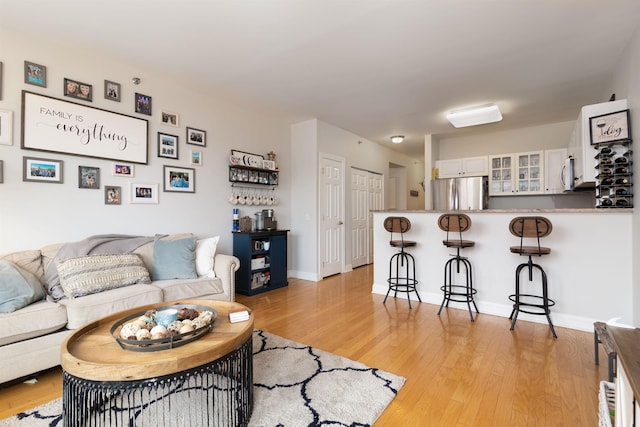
[544, 148, 567, 194]
[489, 151, 544, 196]
[568, 99, 628, 189]
[436, 156, 488, 178]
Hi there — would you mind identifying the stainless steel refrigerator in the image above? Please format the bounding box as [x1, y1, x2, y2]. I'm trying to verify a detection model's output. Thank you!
[431, 176, 489, 210]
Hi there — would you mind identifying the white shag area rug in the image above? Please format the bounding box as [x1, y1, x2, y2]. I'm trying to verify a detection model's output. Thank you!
[1, 330, 405, 427]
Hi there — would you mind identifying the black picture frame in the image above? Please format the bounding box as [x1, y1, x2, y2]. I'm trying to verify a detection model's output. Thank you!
[589, 109, 631, 145]
[135, 93, 152, 116]
[64, 78, 92, 102]
[186, 127, 206, 147]
[158, 132, 179, 159]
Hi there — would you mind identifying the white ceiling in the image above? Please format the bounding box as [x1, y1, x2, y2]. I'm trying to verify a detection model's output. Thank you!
[3, 0, 640, 158]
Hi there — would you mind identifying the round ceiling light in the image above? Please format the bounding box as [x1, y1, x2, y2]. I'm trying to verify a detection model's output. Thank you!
[390, 135, 404, 144]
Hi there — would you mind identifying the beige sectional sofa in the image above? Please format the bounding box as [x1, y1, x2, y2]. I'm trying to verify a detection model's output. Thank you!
[0, 233, 239, 384]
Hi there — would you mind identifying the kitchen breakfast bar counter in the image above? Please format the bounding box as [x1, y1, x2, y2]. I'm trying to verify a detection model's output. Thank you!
[372, 209, 632, 332]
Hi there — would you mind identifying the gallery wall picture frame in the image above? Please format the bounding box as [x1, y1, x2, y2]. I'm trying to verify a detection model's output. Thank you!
[64, 78, 92, 102]
[186, 127, 206, 147]
[0, 62, 3, 100]
[105, 186, 122, 205]
[24, 61, 46, 87]
[0, 160, 3, 184]
[22, 91, 148, 164]
[112, 162, 134, 177]
[161, 111, 179, 127]
[104, 80, 121, 102]
[589, 109, 631, 145]
[190, 150, 203, 166]
[135, 93, 152, 116]
[78, 165, 100, 189]
[130, 182, 159, 204]
[23, 156, 63, 183]
[262, 159, 276, 170]
[158, 132, 179, 159]
[163, 165, 195, 193]
[0, 109, 13, 145]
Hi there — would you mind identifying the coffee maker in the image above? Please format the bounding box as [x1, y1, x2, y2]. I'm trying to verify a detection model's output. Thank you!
[263, 209, 277, 230]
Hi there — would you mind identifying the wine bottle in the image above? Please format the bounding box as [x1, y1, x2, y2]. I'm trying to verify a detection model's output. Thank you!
[615, 157, 629, 164]
[600, 177, 614, 186]
[622, 150, 633, 157]
[615, 167, 630, 174]
[599, 168, 613, 175]
[616, 188, 629, 195]
[615, 177, 630, 185]
[601, 147, 613, 154]
[601, 198, 613, 207]
[616, 199, 629, 207]
[599, 158, 614, 166]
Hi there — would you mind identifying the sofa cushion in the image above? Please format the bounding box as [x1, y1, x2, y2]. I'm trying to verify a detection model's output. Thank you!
[195, 236, 219, 278]
[152, 277, 225, 301]
[0, 249, 43, 282]
[59, 283, 163, 329]
[133, 233, 193, 272]
[0, 300, 67, 346]
[57, 254, 151, 299]
[151, 237, 197, 280]
[0, 260, 46, 313]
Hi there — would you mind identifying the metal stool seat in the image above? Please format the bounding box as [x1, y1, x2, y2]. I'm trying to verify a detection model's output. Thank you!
[508, 216, 557, 338]
[383, 216, 421, 308]
[437, 213, 479, 322]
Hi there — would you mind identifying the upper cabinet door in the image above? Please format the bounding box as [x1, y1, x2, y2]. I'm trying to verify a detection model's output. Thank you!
[515, 151, 544, 195]
[436, 156, 488, 178]
[461, 156, 489, 176]
[489, 154, 514, 196]
[436, 159, 463, 178]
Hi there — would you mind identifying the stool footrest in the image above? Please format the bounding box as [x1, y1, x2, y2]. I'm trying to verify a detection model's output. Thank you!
[509, 294, 555, 314]
[440, 284, 477, 303]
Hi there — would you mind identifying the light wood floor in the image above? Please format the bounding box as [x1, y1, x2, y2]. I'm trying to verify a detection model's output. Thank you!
[0, 264, 605, 425]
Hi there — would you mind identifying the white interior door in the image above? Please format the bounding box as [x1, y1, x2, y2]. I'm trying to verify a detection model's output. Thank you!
[320, 155, 344, 278]
[368, 173, 383, 263]
[351, 168, 368, 269]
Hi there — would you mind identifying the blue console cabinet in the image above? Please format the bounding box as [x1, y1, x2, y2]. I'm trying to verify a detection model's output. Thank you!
[233, 230, 288, 295]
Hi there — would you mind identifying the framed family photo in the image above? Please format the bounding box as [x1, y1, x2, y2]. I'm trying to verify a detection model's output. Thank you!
[105, 186, 122, 205]
[158, 132, 178, 159]
[64, 78, 92, 102]
[24, 61, 46, 87]
[23, 156, 63, 183]
[130, 182, 159, 204]
[190, 150, 203, 166]
[78, 166, 100, 189]
[164, 165, 195, 193]
[104, 80, 121, 102]
[112, 162, 134, 177]
[135, 93, 152, 116]
[186, 127, 206, 147]
[0, 109, 13, 145]
[161, 111, 179, 127]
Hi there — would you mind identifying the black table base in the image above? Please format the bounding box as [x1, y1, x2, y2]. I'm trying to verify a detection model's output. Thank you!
[63, 337, 253, 427]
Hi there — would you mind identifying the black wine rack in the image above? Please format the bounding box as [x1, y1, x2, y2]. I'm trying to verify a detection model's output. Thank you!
[595, 140, 633, 208]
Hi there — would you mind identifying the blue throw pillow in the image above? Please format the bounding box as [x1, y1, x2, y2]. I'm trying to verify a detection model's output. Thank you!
[151, 237, 197, 280]
[0, 260, 46, 313]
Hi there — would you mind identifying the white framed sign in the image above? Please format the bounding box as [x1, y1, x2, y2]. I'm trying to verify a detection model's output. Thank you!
[21, 91, 148, 164]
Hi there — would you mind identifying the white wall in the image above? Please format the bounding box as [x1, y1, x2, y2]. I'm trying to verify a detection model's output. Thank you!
[611, 23, 640, 326]
[0, 26, 292, 256]
[291, 118, 425, 280]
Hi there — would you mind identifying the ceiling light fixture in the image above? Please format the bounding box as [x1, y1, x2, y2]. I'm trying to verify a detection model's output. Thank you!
[390, 135, 405, 144]
[446, 104, 502, 128]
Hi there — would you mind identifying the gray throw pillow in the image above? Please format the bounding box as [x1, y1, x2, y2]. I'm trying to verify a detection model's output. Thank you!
[151, 237, 197, 280]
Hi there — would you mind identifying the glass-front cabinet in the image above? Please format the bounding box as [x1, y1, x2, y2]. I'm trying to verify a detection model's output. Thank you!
[489, 154, 513, 195]
[489, 151, 544, 196]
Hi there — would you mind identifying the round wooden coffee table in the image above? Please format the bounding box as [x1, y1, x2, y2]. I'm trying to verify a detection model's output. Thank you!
[60, 300, 254, 426]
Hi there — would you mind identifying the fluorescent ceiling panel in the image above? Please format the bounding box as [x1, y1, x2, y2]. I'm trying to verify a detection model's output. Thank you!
[446, 104, 502, 128]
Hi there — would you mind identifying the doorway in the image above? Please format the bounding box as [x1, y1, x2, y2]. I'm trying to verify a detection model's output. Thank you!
[319, 154, 345, 278]
[350, 167, 383, 269]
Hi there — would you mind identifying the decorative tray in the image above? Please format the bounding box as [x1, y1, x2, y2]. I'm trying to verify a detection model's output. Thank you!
[110, 304, 217, 352]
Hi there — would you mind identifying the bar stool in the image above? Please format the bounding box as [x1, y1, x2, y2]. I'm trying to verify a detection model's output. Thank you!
[437, 213, 479, 322]
[508, 216, 557, 338]
[383, 216, 421, 308]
